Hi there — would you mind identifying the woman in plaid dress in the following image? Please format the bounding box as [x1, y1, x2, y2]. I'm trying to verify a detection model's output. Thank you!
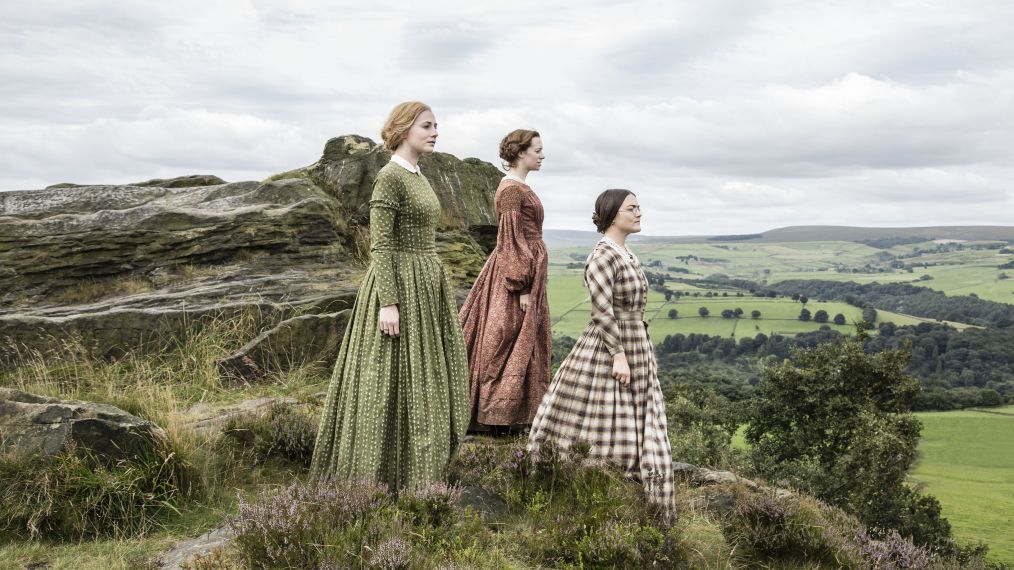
[527, 189, 676, 520]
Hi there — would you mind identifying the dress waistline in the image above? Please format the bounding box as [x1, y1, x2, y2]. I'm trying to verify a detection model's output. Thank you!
[613, 309, 644, 321]
[372, 246, 438, 254]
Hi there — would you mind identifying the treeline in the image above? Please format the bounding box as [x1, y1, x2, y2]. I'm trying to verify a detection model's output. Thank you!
[857, 236, 927, 249]
[653, 322, 1014, 410]
[768, 279, 1014, 328]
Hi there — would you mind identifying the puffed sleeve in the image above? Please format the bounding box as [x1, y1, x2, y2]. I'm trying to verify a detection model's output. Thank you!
[369, 172, 402, 307]
[586, 247, 623, 356]
[495, 184, 535, 293]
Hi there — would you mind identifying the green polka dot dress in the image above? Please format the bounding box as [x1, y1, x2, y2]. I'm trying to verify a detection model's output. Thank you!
[311, 161, 469, 490]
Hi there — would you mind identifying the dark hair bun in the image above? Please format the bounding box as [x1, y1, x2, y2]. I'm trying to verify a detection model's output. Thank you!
[593, 189, 634, 233]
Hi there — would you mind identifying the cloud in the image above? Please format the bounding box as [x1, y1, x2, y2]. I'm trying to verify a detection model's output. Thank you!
[1, 0, 1013, 235]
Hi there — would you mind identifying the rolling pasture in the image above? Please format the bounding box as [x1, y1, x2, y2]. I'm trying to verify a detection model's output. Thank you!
[547, 237, 1011, 338]
[911, 406, 1014, 564]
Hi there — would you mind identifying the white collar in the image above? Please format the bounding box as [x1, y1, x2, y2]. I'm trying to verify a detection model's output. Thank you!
[503, 173, 527, 185]
[391, 154, 421, 174]
[600, 236, 639, 265]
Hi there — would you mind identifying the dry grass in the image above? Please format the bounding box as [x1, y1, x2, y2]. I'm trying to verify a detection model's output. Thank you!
[49, 275, 155, 304]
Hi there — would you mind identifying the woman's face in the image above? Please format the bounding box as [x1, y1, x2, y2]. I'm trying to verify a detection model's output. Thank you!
[403, 110, 438, 155]
[518, 136, 545, 171]
[612, 194, 642, 234]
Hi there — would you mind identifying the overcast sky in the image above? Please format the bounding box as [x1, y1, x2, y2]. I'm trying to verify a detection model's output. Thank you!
[2, 0, 1012, 235]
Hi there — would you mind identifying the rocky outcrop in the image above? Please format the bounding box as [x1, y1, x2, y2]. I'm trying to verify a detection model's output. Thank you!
[275, 134, 499, 230]
[0, 388, 168, 461]
[0, 178, 343, 299]
[0, 135, 500, 372]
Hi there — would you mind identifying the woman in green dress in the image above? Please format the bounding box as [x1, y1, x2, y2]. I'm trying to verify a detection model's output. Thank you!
[311, 101, 469, 490]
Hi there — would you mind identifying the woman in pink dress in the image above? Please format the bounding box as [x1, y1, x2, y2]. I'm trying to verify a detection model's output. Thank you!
[459, 129, 551, 434]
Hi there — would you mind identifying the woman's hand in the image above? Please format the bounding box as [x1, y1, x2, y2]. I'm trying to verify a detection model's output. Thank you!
[519, 293, 530, 312]
[612, 352, 630, 386]
[379, 304, 400, 337]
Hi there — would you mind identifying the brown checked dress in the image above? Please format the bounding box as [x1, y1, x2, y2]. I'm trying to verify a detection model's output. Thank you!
[459, 177, 552, 430]
[527, 237, 676, 520]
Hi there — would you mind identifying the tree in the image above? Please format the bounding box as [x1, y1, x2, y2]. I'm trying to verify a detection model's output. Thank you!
[813, 309, 829, 323]
[721, 309, 735, 319]
[733, 307, 744, 318]
[664, 290, 673, 302]
[799, 295, 809, 305]
[799, 308, 812, 321]
[699, 307, 710, 318]
[745, 333, 952, 549]
[751, 310, 761, 319]
[668, 308, 678, 319]
[862, 305, 878, 324]
[833, 313, 846, 325]
[791, 293, 800, 301]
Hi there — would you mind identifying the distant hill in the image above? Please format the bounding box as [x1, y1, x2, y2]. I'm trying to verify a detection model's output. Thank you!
[757, 225, 1014, 243]
[543, 225, 1014, 249]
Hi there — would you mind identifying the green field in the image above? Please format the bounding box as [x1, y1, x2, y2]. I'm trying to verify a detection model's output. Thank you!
[548, 270, 945, 339]
[551, 239, 1013, 296]
[548, 237, 1008, 336]
[911, 406, 1014, 564]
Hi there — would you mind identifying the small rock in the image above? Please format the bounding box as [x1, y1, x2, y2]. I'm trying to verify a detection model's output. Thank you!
[692, 468, 759, 490]
[217, 309, 351, 383]
[455, 486, 510, 521]
[0, 388, 167, 462]
[157, 526, 233, 570]
[186, 396, 301, 436]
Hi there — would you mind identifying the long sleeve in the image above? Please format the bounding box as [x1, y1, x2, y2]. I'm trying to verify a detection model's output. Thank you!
[586, 249, 623, 356]
[495, 184, 534, 293]
[369, 172, 402, 306]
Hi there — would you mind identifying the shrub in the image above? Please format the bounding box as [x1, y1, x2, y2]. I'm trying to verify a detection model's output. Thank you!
[223, 402, 318, 467]
[449, 440, 690, 567]
[721, 486, 936, 569]
[229, 478, 390, 569]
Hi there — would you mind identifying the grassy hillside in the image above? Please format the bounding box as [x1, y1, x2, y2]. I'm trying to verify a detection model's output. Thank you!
[911, 406, 1014, 565]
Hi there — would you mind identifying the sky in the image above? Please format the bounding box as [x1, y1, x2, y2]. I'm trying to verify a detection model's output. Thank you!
[1, 0, 1012, 235]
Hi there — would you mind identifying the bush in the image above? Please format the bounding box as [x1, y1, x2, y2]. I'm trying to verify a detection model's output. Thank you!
[663, 386, 742, 469]
[223, 402, 318, 467]
[450, 441, 689, 567]
[0, 441, 199, 540]
[745, 333, 958, 552]
[721, 486, 936, 569]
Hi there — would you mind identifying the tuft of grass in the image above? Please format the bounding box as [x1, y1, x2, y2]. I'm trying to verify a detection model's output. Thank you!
[48, 275, 155, 304]
[0, 440, 200, 541]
